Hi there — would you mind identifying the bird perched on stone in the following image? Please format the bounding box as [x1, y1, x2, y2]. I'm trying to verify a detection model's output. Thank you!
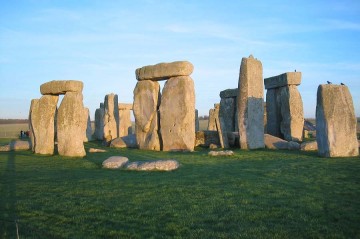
[327, 81, 332, 84]
[341, 82, 345, 85]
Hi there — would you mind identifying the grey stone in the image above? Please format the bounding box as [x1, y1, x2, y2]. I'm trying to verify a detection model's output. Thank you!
[94, 105, 105, 140]
[102, 156, 129, 169]
[136, 61, 193, 81]
[57, 92, 87, 157]
[103, 93, 120, 141]
[300, 141, 318, 151]
[208, 150, 234, 156]
[89, 148, 107, 153]
[264, 134, 289, 150]
[119, 104, 132, 137]
[264, 72, 302, 89]
[110, 134, 138, 148]
[133, 80, 161, 151]
[237, 55, 264, 149]
[40, 80, 83, 95]
[316, 84, 359, 157]
[219, 97, 236, 132]
[126, 159, 180, 171]
[84, 108, 93, 142]
[29, 95, 58, 155]
[195, 109, 199, 132]
[220, 88, 238, 98]
[160, 76, 195, 152]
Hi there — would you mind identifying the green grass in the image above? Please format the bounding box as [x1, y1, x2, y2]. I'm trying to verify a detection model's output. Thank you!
[0, 140, 359, 238]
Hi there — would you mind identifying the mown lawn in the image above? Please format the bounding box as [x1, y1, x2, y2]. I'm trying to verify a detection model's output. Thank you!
[0, 139, 359, 238]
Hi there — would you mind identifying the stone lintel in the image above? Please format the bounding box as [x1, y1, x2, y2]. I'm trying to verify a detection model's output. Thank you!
[40, 80, 83, 95]
[219, 88, 238, 98]
[264, 72, 301, 89]
[118, 103, 133, 110]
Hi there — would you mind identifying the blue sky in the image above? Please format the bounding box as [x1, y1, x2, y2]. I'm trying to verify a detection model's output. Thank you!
[1, 0, 359, 119]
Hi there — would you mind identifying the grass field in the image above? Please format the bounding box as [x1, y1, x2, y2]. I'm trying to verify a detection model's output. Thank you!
[0, 139, 359, 238]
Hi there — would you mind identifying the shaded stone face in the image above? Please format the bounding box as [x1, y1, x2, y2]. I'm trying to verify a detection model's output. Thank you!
[195, 109, 199, 132]
[40, 80, 83, 95]
[103, 94, 120, 141]
[84, 108, 92, 142]
[135, 61, 194, 81]
[94, 107, 105, 140]
[133, 80, 161, 151]
[264, 72, 301, 89]
[29, 95, 58, 155]
[316, 84, 359, 157]
[266, 88, 281, 137]
[57, 92, 87, 157]
[219, 88, 238, 98]
[237, 55, 264, 149]
[160, 76, 195, 151]
[219, 97, 236, 132]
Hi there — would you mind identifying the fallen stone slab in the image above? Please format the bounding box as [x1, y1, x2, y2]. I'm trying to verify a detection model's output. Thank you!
[102, 156, 129, 169]
[264, 134, 290, 150]
[89, 148, 107, 153]
[135, 61, 194, 81]
[126, 159, 180, 171]
[300, 141, 318, 151]
[40, 80, 83, 95]
[110, 134, 138, 148]
[264, 72, 302, 89]
[208, 150, 234, 156]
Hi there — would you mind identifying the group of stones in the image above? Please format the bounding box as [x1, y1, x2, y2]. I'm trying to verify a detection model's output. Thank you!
[29, 80, 90, 157]
[204, 55, 358, 157]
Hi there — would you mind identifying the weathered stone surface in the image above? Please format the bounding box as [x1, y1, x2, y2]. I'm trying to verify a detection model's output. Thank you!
[195, 109, 199, 132]
[237, 55, 264, 149]
[94, 104, 105, 140]
[277, 85, 304, 142]
[102, 156, 129, 169]
[195, 131, 237, 147]
[40, 80, 83, 95]
[264, 134, 289, 150]
[316, 84, 359, 157]
[215, 116, 229, 149]
[208, 150, 234, 156]
[209, 143, 218, 149]
[136, 61, 193, 81]
[57, 92, 87, 157]
[288, 141, 301, 150]
[300, 141, 318, 151]
[263, 102, 267, 133]
[29, 95, 58, 155]
[219, 97, 236, 132]
[220, 88, 238, 98]
[103, 94, 120, 141]
[110, 134, 138, 148]
[266, 88, 281, 138]
[133, 80, 161, 151]
[84, 108, 93, 142]
[208, 104, 219, 131]
[126, 159, 179, 171]
[119, 105, 132, 137]
[118, 103, 133, 110]
[160, 76, 195, 151]
[89, 148, 107, 153]
[264, 72, 302, 89]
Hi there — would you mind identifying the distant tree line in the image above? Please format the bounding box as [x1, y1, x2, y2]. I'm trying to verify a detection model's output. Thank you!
[0, 119, 29, 124]
[199, 115, 209, 120]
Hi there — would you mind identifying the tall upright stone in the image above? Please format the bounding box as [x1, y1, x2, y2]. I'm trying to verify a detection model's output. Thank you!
[160, 76, 195, 151]
[237, 55, 264, 149]
[29, 95, 58, 154]
[208, 104, 219, 131]
[219, 97, 236, 132]
[133, 80, 161, 151]
[103, 94, 120, 142]
[265, 72, 304, 142]
[94, 103, 105, 140]
[118, 103, 133, 137]
[57, 92, 87, 157]
[195, 109, 199, 132]
[316, 84, 359, 157]
[84, 108, 92, 142]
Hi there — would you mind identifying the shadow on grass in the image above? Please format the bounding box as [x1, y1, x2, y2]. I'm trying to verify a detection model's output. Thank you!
[0, 151, 18, 238]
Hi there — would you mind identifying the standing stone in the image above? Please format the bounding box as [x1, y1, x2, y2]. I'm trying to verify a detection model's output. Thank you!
[237, 55, 264, 149]
[103, 94, 120, 142]
[219, 97, 236, 132]
[195, 109, 199, 132]
[263, 102, 267, 133]
[316, 84, 359, 157]
[160, 76, 195, 151]
[118, 103, 133, 137]
[266, 88, 281, 138]
[57, 92, 87, 157]
[84, 108, 92, 142]
[29, 95, 58, 154]
[208, 104, 219, 130]
[277, 85, 304, 141]
[133, 80, 161, 151]
[94, 103, 105, 140]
